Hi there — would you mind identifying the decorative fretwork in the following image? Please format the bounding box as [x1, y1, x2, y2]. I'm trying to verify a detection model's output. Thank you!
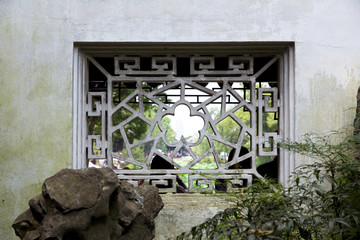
[85, 54, 281, 193]
[190, 56, 253, 76]
[258, 88, 279, 156]
[87, 92, 107, 158]
[189, 174, 253, 193]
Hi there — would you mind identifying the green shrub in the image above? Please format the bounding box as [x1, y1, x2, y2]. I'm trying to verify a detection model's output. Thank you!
[171, 130, 360, 240]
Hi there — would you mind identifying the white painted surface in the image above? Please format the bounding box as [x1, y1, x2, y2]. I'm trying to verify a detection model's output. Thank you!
[1, 1, 360, 239]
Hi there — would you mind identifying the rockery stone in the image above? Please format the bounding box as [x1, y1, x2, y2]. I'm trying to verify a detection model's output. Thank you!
[12, 168, 164, 240]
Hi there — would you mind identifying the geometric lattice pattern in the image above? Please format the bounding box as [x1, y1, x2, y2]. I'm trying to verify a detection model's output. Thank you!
[85, 54, 280, 193]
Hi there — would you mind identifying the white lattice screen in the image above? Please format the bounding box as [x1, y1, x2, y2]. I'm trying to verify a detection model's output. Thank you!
[73, 43, 295, 193]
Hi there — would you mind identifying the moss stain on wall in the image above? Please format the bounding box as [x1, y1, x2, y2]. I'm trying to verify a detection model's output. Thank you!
[0, 15, 73, 240]
[305, 71, 359, 134]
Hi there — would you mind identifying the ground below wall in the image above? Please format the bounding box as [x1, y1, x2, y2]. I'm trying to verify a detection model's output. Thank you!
[154, 194, 235, 240]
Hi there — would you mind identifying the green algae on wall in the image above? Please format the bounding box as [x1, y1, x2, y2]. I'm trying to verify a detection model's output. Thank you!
[0, 14, 73, 240]
[307, 71, 359, 133]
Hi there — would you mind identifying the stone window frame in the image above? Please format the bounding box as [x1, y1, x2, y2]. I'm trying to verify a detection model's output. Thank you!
[72, 42, 295, 187]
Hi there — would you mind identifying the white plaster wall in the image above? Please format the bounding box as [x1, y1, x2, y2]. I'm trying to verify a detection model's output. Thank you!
[1, 0, 360, 239]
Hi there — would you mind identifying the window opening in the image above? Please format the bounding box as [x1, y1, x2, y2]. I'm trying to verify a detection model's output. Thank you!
[74, 44, 294, 193]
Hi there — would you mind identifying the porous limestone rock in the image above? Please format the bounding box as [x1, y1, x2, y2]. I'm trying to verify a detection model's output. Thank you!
[12, 168, 164, 240]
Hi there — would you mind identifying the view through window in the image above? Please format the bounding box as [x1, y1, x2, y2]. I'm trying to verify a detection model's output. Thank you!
[74, 43, 294, 193]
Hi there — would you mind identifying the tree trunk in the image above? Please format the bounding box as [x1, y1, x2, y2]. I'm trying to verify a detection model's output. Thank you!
[354, 86, 360, 162]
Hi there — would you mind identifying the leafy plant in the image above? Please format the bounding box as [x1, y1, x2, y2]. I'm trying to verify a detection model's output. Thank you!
[171, 130, 360, 240]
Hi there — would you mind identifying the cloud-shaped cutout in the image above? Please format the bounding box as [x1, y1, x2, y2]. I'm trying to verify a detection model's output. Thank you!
[161, 104, 205, 146]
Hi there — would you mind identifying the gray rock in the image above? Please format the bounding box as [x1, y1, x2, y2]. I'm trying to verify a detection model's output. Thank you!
[13, 168, 164, 240]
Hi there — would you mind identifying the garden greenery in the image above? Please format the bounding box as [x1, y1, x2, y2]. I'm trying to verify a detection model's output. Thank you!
[171, 129, 360, 240]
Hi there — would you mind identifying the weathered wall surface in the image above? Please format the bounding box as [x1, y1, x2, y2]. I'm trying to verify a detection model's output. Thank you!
[1, 0, 359, 239]
[154, 194, 235, 240]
